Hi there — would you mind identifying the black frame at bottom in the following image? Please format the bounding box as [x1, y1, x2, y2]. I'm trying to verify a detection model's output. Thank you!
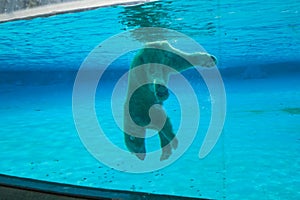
[0, 174, 209, 200]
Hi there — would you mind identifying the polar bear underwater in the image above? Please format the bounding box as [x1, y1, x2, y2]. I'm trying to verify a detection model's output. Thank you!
[123, 41, 217, 161]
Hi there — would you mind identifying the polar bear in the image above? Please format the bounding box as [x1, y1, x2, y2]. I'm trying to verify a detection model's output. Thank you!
[123, 41, 217, 161]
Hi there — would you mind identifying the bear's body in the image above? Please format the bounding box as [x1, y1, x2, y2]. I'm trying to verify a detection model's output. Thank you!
[123, 41, 217, 160]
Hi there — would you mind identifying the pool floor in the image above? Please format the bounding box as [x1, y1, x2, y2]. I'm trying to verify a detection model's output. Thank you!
[0, 71, 299, 199]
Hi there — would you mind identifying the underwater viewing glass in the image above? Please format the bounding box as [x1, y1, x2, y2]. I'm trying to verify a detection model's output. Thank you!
[0, 0, 299, 199]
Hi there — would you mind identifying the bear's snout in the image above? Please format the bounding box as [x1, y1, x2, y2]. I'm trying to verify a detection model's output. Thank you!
[210, 55, 217, 64]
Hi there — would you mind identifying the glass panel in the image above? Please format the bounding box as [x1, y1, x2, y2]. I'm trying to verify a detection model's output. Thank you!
[0, 0, 153, 23]
[0, 0, 80, 13]
[0, 0, 299, 199]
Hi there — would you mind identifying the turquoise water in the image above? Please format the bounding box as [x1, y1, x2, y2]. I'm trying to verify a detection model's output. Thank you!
[0, 0, 300, 199]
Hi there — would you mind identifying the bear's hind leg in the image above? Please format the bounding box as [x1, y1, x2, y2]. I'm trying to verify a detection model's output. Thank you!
[146, 105, 178, 160]
[159, 133, 172, 161]
[158, 117, 178, 161]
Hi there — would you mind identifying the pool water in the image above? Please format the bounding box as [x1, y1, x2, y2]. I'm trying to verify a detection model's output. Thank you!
[0, 0, 299, 199]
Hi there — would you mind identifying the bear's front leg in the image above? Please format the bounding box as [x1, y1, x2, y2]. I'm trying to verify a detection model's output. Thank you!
[124, 131, 146, 160]
[123, 103, 147, 160]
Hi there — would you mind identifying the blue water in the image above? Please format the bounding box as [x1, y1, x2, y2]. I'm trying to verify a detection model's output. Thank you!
[0, 0, 300, 199]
